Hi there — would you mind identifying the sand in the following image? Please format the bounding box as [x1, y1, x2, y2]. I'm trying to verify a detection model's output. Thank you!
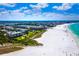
[1, 24, 79, 56]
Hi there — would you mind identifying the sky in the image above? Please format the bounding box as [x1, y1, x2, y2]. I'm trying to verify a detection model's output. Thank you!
[0, 3, 79, 21]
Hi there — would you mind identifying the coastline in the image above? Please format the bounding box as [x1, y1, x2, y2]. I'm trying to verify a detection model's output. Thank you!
[1, 24, 79, 56]
[67, 24, 79, 47]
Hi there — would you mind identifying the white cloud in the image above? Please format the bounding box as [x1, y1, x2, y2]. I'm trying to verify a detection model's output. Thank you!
[29, 3, 48, 15]
[13, 6, 32, 15]
[53, 3, 74, 10]
[23, 9, 32, 15]
[0, 3, 16, 7]
[30, 3, 48, 9]
[0, 10, 11, 20]
[0, 9, 79, 21]
[0, 5, 79, 21]
[0, 9, 25, 21]
[42, 12, 79, 20]
[20, 7, 28, 10]
[0, 3, 48, 20]
[9, 10, 25, 19]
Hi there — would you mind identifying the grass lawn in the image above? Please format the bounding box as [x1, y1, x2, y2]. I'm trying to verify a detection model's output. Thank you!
[14, 30, 46, 46]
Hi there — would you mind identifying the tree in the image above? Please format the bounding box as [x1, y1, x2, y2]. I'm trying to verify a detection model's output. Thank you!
[0, 30, 9, 46]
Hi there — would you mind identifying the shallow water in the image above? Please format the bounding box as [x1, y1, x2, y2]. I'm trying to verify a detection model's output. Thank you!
[68, 23, 79, 37]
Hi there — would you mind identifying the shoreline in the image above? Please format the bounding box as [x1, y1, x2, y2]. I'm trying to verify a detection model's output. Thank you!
[67, 25, 79, 47]
[1, 23, 79, 56]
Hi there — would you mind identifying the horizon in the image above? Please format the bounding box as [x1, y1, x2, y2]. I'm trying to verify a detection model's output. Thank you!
[0, 20, 79, 22]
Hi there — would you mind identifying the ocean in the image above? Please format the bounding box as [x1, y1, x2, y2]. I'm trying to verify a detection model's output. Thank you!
[68, 23, 79, 38]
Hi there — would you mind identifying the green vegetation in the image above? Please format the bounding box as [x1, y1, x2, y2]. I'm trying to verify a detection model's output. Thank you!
[0, 30, 9, 46]
[14, 30, 46, 46]
[0, 30, 23, 54]
[21, 39, 43, 46]
[0, 29, 46, 46]
[0, 29, 46, 54]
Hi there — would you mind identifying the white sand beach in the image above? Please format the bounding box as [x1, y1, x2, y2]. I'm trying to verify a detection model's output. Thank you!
[1, 24, 79, 56]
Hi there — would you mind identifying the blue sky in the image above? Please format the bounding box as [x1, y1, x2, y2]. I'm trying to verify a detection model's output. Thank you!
[0, 3, 79, 21]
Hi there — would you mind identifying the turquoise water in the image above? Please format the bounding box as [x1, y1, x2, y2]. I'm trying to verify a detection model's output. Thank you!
[69, 23, 79, 38]
[68, 23, 79, 45]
